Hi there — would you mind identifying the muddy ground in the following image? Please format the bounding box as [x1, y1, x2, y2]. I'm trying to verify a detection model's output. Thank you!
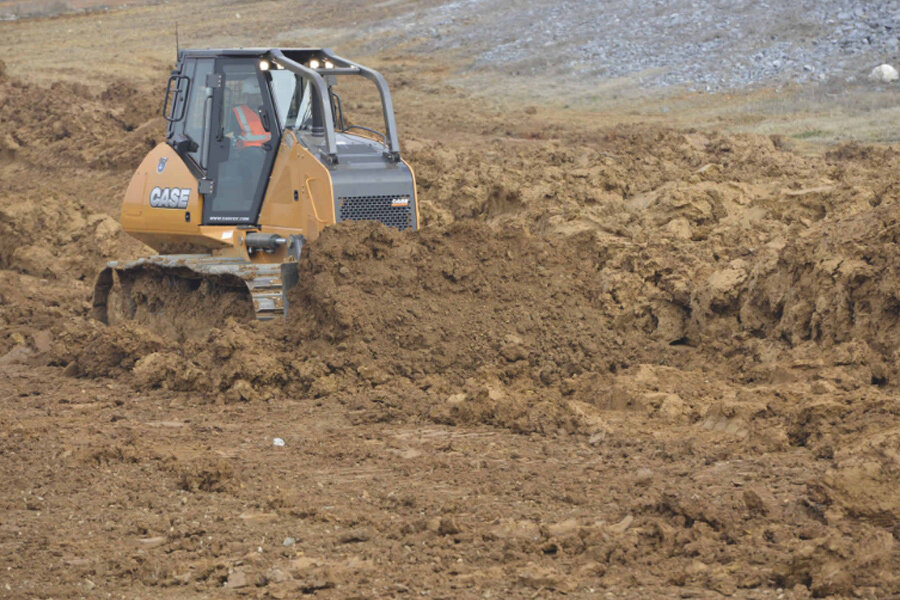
[1, 3, 899, 599]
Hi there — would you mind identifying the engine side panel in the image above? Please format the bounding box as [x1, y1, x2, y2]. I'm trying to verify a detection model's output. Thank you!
[256, 130, 337, 243]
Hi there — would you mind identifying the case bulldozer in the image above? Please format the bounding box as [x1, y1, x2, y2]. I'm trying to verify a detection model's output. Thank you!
[93, 48, 418, 324]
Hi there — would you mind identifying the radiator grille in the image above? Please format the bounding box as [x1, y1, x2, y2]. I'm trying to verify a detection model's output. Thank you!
[338, 195, 413, 231]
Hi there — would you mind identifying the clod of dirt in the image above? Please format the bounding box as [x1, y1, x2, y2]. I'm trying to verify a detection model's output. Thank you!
[175, 459, 235, 493]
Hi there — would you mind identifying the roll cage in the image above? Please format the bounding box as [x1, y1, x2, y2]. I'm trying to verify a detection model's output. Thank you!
[164, 48, 402, 166]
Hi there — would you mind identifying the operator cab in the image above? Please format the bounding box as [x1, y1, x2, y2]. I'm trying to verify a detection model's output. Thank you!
[163, 48, 416, 231]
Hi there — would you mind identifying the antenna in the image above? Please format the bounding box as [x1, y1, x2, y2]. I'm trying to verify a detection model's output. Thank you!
[175, 22, 180, 58]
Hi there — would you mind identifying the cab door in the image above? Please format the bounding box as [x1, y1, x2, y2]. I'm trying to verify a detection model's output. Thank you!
[203, 58, 280, 225]
[166, 57, 214, 174]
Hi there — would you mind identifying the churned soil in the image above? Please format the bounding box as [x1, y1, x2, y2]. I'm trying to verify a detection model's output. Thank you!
[1, 8, 899, 600]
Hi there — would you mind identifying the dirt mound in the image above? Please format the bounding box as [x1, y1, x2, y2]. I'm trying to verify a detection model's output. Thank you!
[0, 73, 156, 359]
[287, 221, 619, 378]
[284, 220, 628, 432]
[739, 202, 900, 381]
[0, 74, 156, 287]
[35, 120, 900, 446]
[48, 221, 624, 432]
[0, 75, 163, 171]
[405, 127, 816, 233]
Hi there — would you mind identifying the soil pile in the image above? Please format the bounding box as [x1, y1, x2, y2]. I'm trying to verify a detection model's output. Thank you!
[286, 220, 622, 433]
[740, 200, 900, 379]
[0, 74, 156, 354]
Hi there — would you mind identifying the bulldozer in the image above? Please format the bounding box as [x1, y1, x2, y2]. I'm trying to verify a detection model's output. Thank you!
[93, 48, 418, 324]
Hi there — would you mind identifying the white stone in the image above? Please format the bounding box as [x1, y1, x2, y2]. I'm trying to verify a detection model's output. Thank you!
[868, 64, 898, 83]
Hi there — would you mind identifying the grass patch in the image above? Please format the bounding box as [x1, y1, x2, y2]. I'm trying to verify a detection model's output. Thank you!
[791, 128, 831, 139]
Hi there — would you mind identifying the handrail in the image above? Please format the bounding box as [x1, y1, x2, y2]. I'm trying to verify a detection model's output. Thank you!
[268, 49, 402, 162]
[323, 49, 401, 159]
[162, 74, 190, 122]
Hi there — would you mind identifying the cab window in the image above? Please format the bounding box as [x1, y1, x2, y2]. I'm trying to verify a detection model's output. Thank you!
[268, 70, 313, 130]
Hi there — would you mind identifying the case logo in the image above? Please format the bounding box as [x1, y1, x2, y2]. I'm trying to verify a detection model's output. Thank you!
[156, 157, 167, 173]
[149, 186, 191, 209]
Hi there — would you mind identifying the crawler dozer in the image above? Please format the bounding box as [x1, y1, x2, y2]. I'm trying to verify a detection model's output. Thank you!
[93, 48, 418, 323]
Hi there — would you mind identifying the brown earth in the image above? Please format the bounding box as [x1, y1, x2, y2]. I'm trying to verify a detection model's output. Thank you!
[1, 7, 900, 600]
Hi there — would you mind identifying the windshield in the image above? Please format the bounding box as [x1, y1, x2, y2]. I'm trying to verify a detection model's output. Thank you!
[268, 70, 312, 130]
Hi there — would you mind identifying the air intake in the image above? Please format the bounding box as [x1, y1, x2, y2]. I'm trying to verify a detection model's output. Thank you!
[337, 195, 413, 231]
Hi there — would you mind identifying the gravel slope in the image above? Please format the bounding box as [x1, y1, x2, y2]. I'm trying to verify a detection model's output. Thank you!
[360, 0, 900, 90]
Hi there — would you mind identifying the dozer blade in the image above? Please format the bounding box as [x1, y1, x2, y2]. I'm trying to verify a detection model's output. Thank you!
[92, 255, 299, 328]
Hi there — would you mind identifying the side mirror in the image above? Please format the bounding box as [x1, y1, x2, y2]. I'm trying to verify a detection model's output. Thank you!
[172, 133, 198, 154]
